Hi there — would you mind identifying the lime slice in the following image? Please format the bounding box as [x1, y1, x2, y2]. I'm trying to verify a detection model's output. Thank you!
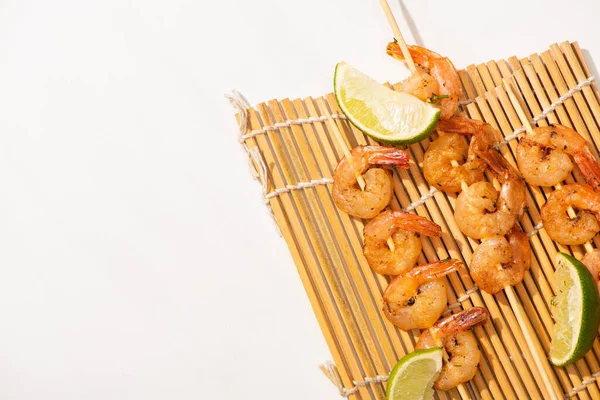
[334, 62, 440, 144]
[550, 252, 600, 366]
[386, 347, 443, 400]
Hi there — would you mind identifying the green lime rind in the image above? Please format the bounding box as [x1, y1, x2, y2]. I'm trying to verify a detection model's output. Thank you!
[334, 62, 440, 145]
[386, 347, 443, 400]
[550, 252, 600, 367]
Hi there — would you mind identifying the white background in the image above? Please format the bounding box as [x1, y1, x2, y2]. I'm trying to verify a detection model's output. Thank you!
[1, 0, 600, 399]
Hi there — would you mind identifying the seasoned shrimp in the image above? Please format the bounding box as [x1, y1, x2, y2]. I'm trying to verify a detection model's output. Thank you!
[582, 249, 600, 292]
[383, 259, 461, 330]
[415, 307, 489, 391]
[332, 146, 410, 219]
[423, 117, 493, 193]
[395, 71, 440, 103]
[541, 183, 600, 245]
[516, 125, 600, 188]
[454, 150, 526, 239]
[387, 43, 462, 120]
[470, 226, 531, 294]
[363, 210, 442, 275]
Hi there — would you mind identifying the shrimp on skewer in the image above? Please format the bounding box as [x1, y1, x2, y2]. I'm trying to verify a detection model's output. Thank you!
[454, 146, 526, 239]
[386, 43, 462, 120]
[423, 116, 494, 193]
[470, 226, 531, 294]
[582, 249, 600, 293]
[332, 145, 410, 219]
[540, 183, 600, 245]
[516, 125, 600, 188]
[415, 307, 489, 391]
[363, 210, 442, 275]
[383, 259, 461, 330]
[479, 145, 527, 218]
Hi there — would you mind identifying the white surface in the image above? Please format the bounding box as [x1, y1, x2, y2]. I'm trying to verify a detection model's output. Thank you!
[1, 0, 600, 399]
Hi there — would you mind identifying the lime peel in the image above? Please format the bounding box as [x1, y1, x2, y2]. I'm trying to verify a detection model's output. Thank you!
[549, 252, 600, 366]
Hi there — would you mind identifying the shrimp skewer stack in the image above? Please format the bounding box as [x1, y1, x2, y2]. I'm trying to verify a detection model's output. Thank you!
[504, 79, 600, 254]
[330, 38, 454, 329]
[516, 118, 600, 246]
[325, 84, 451, 318]
[376, 3, 493, 393]
[444, 121, 559, 394]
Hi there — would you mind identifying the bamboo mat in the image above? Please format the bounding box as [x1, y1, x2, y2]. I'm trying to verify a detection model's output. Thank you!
[229, 41, 600, 399]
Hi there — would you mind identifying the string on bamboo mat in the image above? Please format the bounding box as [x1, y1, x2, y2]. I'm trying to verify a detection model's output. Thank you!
[565, 370, 600, 398]
[239, 101, 475, 142]
[495, 76, 596, 148]
[319, 361, 388, 398]
[241, 113, 348, 141]
[226, 90, 282, 236]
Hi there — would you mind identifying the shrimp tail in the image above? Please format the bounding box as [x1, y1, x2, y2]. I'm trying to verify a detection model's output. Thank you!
[386, 41, 405, 62]
[366, 147, 410, 169]
[390, 211, 443, 237]
[478, 148, 521, 182]
[386, 42, 432, 69]
[508, 225, 531, 270]
[408, 259, 461, 283]
[436, 117, 485, 136]
[434, 307, 489, 336]
[574, 146, 600, 190]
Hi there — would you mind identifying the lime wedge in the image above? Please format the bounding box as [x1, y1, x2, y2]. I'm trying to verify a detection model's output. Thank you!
[550, 252, 600, 366]
[386, 347, 443, 400]
[334, 62, 440, 144]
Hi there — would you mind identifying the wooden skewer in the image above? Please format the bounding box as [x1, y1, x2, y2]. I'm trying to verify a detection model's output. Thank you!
[377, 3, 422, 251]
[452, 163, 551, 397]
[379, 0, 417, 74]
[318, 98, 366, 191]
[317, 99, 396, 251]
[453, 146, 559, 398]
[502, 79, 588, 399]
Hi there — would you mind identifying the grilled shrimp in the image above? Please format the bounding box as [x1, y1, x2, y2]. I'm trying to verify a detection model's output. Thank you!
[387, 43, 462, 120]
[540, 183, 600, 245]
[423, 117, 494, 193]
[415, 307, 489, 390]
[516, 125, 600, 188]
[470, 226, 531, 294]
[332, 146, 410, 219]
[383, 259, 461, 331]
[582, 249, 600, 292]
[363, 210, 442, 275]
[454, 149, 526, 239]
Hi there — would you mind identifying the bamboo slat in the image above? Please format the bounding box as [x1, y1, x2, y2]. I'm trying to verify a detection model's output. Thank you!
[231, 42, 600, 399]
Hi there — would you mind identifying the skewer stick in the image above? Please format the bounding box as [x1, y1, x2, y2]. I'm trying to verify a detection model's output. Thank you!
[503, 286, 559, 400]
[318, 98, 366, 192]
[503, 79, 534, 136]
[317, 99, 396, 251]
[379, 0, 417, 74]
[377, 1, 419, 252]
[502, 79, 582, 399]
